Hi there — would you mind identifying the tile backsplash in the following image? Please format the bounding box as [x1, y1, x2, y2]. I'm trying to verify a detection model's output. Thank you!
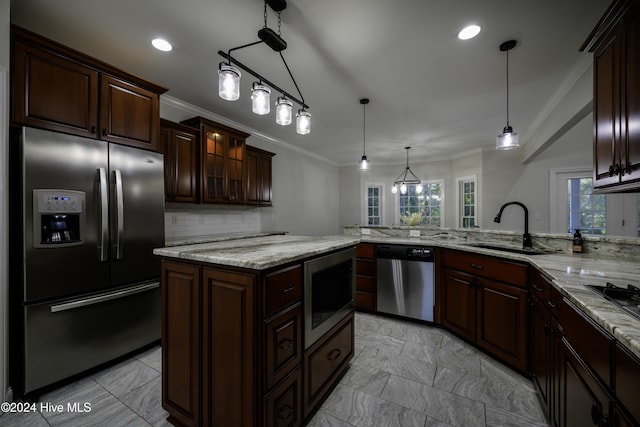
[165, 205, 261, 240]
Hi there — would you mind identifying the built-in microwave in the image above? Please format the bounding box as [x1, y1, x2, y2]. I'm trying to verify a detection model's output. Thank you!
[304, 247, 355, 349]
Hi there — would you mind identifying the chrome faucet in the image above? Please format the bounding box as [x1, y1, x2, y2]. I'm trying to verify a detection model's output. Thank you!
[494, 201, 532, 248]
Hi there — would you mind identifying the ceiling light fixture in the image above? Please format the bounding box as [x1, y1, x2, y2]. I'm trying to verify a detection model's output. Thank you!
[359, 98, 370, 171]
[217, 0, 311, 134]
[458, 25, 481, 40]
[496, 40, 520, 150]
[391, 147, 422, 195]
[151, 38, 173, 52]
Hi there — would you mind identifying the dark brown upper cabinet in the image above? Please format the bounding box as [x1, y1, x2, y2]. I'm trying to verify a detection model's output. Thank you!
[180, 116, 251, 204]
[245, 145, 275, 206]
[11, 25, 166, 151]
[159, 119, 199, 203]
[582, 0, 640, 192]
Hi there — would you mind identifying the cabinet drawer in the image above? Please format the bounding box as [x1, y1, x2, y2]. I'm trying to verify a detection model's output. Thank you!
[355, 243, 376, 259]
[615, 343, 640, 423]
[305, 313, 354, 411]
[531, 269, 552, 303]
[355, 292, 375, 311]
[265, 265, 302, 318]
[356, 259, 376, 277]
[443, 249, 527, 287]
[265, 303, 302, 391]
[264, 367, 302, 427]
[558, 297, 613, 387]
[355, 274, 375, 293]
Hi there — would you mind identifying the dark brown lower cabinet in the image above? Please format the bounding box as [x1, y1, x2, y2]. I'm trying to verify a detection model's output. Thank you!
[440, 250, 528, 372]
[560, 337, 612, 427]
[304, 312, 354, 417]
[529, 268, 639, 427]
[161, 261, 201, 427]
[161, 256, 354, 427]
[265, 367, 303, 427]
[441, 268, 476, 342]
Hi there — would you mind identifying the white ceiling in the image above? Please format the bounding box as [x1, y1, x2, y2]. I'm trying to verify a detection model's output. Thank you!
[10, 0, 610, 166]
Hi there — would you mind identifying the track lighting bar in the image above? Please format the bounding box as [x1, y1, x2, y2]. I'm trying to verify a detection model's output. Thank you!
[218, 50, 309, 110]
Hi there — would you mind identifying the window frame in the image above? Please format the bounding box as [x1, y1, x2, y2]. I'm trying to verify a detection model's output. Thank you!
[394, 179, 445, 227]
[362, 183, 384, 226]
[456, 175, 478, 229]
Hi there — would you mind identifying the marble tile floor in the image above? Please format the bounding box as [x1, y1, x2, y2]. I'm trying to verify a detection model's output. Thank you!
[1, 312, 549, 427]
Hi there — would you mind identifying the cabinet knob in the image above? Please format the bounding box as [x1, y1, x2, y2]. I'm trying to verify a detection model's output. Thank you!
[281, 286, 296, 294]
[470, 263, 484, 270]
[102, 128, 108, 136]
[90, 126, 96, 134]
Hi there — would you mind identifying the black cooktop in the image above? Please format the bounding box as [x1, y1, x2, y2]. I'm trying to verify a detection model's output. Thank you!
[586, 282, 640, 321]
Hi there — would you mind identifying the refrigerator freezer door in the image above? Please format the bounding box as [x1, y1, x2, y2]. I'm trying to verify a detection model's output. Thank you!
[108, 144, 164, 287]
[23, 282, 160, 394]
[21, 127, 110, 302]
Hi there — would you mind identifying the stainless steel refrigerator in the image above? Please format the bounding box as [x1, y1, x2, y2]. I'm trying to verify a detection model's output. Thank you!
[9, 126, 164, 397]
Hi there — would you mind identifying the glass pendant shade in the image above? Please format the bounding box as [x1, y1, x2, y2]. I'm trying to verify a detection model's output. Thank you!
[360, 155, 369, 171]
[296, 109, 311, 134]
[415, 183, 423, 194]
[276, 97, 293, 125]
[218, 63, 241, 101]
[251, 83, 271, 115]
[400, 183, 407, 194]
[391, 185, 398, 194]
[496, 126, 520, 150]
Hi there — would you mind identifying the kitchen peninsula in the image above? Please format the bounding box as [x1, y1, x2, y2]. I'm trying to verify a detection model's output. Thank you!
[153, 235, 359, 427]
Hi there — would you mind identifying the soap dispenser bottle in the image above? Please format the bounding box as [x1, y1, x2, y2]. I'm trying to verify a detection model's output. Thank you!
[572, 229, 584, 253]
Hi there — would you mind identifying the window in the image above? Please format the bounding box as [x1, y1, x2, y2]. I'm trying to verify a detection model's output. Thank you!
[567, 177, 606, 234]
[398, 182, 443, 226]
[457, 176, 477, 228]
[366, 185, 382, 225]
[551, 169, 639, 238]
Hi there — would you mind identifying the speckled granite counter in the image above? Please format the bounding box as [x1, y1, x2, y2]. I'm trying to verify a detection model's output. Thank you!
[165, 231, 287, 247]
[359, 235, 640, 360]
[154, 234, 360, 270]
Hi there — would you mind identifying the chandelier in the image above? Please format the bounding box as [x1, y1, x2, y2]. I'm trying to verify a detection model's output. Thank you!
[391, 147, 422, 195]
[217, 0, 311, 135]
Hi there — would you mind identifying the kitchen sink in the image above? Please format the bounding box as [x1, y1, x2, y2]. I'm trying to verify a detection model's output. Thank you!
[463, 243, 548, 255]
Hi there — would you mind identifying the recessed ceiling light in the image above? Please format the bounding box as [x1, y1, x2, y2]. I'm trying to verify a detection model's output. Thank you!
[458, 25, 481, 40]
[152, 38, 173, 52]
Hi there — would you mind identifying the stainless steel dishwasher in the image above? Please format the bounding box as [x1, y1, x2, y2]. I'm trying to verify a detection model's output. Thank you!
[376, 244, 435, 322]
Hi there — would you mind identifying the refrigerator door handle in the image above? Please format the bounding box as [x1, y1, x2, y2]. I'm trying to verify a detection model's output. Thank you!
[114, 169, 124, 259]
[98, 168, 109, 261]
[50, 282, 159, 313]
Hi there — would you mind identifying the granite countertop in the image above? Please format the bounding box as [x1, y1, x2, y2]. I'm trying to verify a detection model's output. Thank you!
[155, 232, 640, 359]
[154, 234, 360, 270]
[164, 231, 287, 247]
[360, 236, 640, 360]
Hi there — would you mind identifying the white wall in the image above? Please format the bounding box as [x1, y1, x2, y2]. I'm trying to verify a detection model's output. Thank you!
[484, 113, 592, 234]
[1, 0, 10, 403]
[338, 117, 592, 234]
[160, 96, 341, 237]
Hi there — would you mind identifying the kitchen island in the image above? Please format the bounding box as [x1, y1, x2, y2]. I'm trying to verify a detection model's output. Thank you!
[153, 235, 359, 427]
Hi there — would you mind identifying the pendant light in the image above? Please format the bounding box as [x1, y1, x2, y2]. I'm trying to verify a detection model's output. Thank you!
[217, 0, 311, 134]
[391, 147, 422, 194]
[275, 97, 293, 125]
[296, 109, 311, 134]
[359, 98, 370, 171]
[251, 82, 271, 115]
[218, 63, 241, 101]
[496, 40, 519, 150]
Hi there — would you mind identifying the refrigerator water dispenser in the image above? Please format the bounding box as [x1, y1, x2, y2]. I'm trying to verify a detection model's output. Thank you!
[33, 189, 85, 247]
